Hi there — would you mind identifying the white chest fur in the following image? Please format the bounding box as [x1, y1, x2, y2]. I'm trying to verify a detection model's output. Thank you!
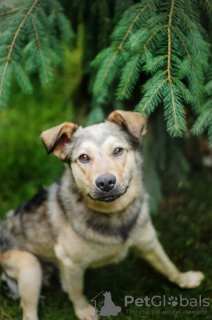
[54, 223, 130, 269]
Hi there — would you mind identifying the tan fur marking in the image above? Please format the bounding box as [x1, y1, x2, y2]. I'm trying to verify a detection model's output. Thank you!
[1, 250, 42, 320]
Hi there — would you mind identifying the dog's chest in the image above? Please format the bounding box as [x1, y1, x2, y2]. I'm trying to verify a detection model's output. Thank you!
[89, 245, 128, 268]
[55, 224, 130, 268]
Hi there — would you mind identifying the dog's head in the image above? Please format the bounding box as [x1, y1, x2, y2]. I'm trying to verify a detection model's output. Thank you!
[41, 111, 146, 212]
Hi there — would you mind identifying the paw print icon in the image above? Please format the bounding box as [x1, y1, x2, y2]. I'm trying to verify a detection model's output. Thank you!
[168, 296, 178, 307]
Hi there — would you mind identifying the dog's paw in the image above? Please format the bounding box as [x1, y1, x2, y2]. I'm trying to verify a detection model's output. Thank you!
[75, 303, 97, 320]
[176, 271, 204, 288]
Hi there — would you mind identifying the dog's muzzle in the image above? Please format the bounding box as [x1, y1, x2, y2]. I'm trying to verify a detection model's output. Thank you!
[95, 174, 116, 192]
[87, 177, 128, 202]
[87, 193, 123, 202]
[93, 174, 118, 202]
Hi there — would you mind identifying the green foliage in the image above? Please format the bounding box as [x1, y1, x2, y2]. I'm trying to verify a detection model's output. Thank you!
[92, 0, 212, 139]
[192, 66, 212, 147]
[0, 44, 82, 215]
[1, 0, 211, 138]
[0, 0, 212, 212]
[0, 0, 74, 108]
[142, 111, 190, 213]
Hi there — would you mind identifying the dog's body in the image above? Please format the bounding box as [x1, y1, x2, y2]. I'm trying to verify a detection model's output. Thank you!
[0, 111, 204, 320]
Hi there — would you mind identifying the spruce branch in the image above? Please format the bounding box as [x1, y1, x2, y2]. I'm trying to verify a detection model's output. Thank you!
[116, 52, 142, 99]
[205, 0, 212, 12]
[167, 0, 174, 84]
[192, 108, 212, 135]
[94, 50, 119, 94]
[0, 7, 23, 17]
[117, 1, 151, 51]
[30, 13, 51, 85]
[164, 0, 187, 135]
[0, 0, 38, 107]
[172, 27, 204, 110]
[11, 60, 32, 94]
[92, 0, 211, 138]
[136, 77, 167, 114]
[93, 0, 154, 97]
[174, 8, 205, 64]
[192, 68, 212, 145]
[129, 15, 167, 49]
[0, 0, 74, 109]
[164, 83, 186, 137]
[144, 55, 167, 74]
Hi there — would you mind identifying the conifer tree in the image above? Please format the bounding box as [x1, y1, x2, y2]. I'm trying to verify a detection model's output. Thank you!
[0, 0, 74, 108]
[92, 0, 211, 139]
[0, 0, 211, 211]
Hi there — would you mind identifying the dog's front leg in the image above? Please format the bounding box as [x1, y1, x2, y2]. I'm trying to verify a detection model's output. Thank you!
[55, 245, 96, 320]
[133, 222, 204, 288]
[139, 241, 204, 288]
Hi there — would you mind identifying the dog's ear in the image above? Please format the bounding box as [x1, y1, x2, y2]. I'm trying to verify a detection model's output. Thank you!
[40, 122, 78, 160]
[107, 110, 147, 142]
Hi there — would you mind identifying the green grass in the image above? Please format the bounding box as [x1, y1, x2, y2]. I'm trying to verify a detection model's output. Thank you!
[0, 172, 212, 319]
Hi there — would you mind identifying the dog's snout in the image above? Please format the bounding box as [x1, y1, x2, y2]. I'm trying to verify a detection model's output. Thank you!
[95, 174, 116, 192]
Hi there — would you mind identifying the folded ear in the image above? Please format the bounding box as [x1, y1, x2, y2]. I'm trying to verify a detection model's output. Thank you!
[40, 122, 78, 160]
[107, 110, 147, 142]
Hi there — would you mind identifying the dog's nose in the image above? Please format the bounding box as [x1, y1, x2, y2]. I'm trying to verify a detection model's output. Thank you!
[95, 174, 116, 192]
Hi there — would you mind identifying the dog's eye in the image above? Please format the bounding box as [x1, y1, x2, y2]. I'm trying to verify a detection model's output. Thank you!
[113, 147, 124, 156]
[79, 154, 90, 162]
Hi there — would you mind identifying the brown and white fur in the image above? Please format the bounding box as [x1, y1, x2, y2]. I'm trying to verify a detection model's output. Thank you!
[0, 111, 204, 320]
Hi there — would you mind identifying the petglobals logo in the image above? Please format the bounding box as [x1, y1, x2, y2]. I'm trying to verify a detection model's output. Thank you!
[124, 295, 210, 308]
[91, 291, 210, 318]
[91, 291, 121, 317]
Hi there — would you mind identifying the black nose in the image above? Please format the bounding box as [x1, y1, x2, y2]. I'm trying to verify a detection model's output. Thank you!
[95, 174, 116, 192]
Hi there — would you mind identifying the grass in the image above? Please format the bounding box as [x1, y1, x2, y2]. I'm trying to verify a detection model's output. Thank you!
[0, 171, 211, 320]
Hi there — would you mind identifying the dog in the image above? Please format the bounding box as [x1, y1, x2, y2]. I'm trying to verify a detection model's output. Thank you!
[0, 110, 204, 320]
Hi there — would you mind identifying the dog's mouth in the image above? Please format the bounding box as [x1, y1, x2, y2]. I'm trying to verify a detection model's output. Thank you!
[87, 187, 128, 203]
[93, 194, 121, 202]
